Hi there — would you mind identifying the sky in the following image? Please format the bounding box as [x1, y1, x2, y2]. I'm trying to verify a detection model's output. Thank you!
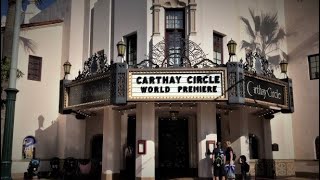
[1, 0, 56, 16]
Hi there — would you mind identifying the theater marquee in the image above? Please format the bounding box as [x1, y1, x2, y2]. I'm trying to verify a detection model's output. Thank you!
[127, 68, 227, 101]
[245, 73, 289, 108]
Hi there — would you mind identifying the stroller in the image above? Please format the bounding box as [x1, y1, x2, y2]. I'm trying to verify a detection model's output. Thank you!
[49, 157, 61, 179]
[62, 157, 78, 180]
[24, 158, 40, 179]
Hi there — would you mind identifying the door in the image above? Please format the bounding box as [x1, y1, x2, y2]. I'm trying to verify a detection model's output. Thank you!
[125, 116, 136, 180]
[91, 134, 103, 179]
[158, 118, 189, 178]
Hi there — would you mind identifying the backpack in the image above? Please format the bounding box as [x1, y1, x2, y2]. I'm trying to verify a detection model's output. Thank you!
[214, 149, 224, 167]
[244, 162, 250, 172]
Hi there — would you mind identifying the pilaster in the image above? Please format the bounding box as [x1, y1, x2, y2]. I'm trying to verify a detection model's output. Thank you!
[135, 103, 156, 180]
[197, 102, 216, 178]
[101, 106, 121, 180]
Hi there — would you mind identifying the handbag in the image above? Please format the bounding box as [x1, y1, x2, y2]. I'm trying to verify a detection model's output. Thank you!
[224, 164, 236, 179]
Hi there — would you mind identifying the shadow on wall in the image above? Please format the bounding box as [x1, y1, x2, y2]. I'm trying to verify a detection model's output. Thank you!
[198, 152, 213, 177]
[240, 8, 288, 70]
[34, 115, 59, 171]
[226, 120, 275, 178]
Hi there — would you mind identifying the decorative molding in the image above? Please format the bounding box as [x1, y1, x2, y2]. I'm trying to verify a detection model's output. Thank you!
[159, 0, 188, 8]
[152, 0, 197, 35]
[75, 53, 110, 81]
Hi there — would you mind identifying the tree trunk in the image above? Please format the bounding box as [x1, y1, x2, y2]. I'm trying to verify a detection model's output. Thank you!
[2, 0, 17, 59]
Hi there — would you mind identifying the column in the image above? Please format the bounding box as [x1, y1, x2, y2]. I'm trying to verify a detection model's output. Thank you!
[263, 119, 272, 159]
[136, 102, 155, 180]
[152, 1, 161, 35]
[101, 107, 121, 180]
[197, 102, 216, 178]
[189, 0, 197, 35]
[229, 108, 250, 161]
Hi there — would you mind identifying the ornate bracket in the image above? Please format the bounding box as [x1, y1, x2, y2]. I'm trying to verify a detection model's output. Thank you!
[242, 51, 275, 78]
[75, 53, 110, 81]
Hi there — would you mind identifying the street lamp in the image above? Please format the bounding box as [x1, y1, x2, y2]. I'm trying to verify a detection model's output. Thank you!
[227, 39, 237, 62]
[1, 0, 22, 179]
[280, 60, 288, 78]
[63, 60, 72, 79]
[117, 39, 126, 63]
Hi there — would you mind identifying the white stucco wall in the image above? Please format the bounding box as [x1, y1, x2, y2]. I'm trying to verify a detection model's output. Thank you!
[91, 0, 111, 58]
[113, 0, 149, 63]
[11, 24, 63, 173]
[271, 113, 295, 159]
[284, 0, 319, 160]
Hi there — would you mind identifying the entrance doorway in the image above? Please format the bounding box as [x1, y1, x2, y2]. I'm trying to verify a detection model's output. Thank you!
[125, 116, 136, 180]
[158, 118, 189, 178]
[91, 134, 103, 178]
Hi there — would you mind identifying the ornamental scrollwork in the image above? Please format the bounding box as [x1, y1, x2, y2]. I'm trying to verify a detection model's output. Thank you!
[242, 51, 275, 78]
[150, 37, 208, 68]
[75, 53, 110, 81]
[135, 59, 160, 69]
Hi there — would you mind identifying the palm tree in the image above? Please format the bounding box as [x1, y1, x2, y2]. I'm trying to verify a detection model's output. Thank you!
[240, 8, 286, 69]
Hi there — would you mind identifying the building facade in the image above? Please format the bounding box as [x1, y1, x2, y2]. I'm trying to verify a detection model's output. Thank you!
[0, 0, 318, 179]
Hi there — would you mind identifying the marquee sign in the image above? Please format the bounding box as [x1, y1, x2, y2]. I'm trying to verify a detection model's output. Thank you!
[127, 68, 227, 101]
[244, 73, 288, 108]
[63, 73, 111, 109]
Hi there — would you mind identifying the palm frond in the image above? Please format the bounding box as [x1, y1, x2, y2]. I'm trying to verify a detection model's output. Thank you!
[240, 16, 255, 39]
[249, 8, 260, 32]
[269, 28, 286, 45]
[19, 36, 37, 54]
[260, 12, 279, 43]
[267, 55, 281, 67]
[240, 40, 255, 50]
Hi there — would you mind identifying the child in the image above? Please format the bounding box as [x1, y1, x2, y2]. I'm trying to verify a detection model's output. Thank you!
[239, 155, 250, 180]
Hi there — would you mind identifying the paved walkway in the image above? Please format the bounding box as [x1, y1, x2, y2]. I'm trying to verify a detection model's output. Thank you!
[163, 178, 318, 180]
[13, 177, 319, 180]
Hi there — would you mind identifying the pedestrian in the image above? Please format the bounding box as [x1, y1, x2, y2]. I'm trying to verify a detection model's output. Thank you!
[239, 155, 250, 180]
[212, 142, 226, 180]
[224, 141, 236, 180]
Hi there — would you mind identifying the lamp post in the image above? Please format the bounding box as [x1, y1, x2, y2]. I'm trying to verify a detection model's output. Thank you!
[227, 39, 237, 62]
[1, 0, 22, 179]
[280, 60, 288, 78]
[63, 60, 72, 79]
[116, 39, 126, 63]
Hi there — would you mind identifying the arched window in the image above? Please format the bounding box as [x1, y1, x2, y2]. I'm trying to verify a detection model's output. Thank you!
[249, 133, 259, 159]
[22, 136, 36, 159]
[316, 136, 319, 160]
